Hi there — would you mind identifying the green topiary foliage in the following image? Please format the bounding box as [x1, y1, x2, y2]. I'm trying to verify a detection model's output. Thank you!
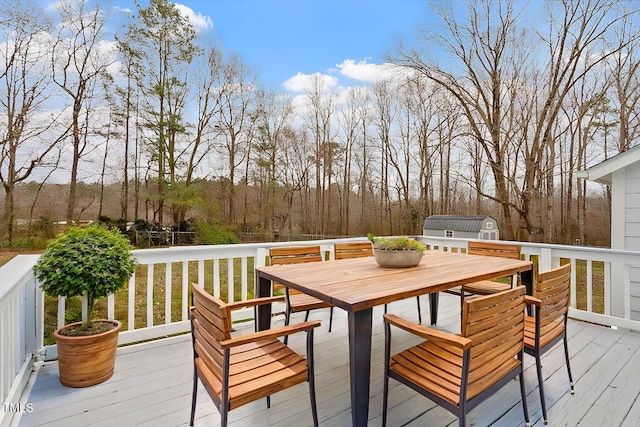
[367, 233, 426, 254]
[33, 224, 137, 328]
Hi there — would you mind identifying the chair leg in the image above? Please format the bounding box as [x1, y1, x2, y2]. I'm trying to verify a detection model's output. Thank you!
[328, 307, 334, 332]
[535, 352, 548, 424]
[382, 371, 389, 427]
[220, 401, 229, 427]
[384, 304, 388, 314]
[382, 321, 391, 427]
[308, 379, 319, 427]
[304, 310, 310, 322]
[563, 334, 575, 394]
[284, 308, 291, 345]
[266, 395, 270, 408]
[416, 296, 422, 324]
[519, 355, 531, 426]
[190, 369, 198, 426]
[307, 329, 319, 427]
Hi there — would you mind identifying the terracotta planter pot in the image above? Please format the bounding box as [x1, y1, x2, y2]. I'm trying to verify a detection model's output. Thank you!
[373, 249, 423, 268]
[54, 320, 121, 388]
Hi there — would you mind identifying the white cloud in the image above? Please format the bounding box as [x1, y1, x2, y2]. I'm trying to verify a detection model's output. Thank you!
[335, 59, 399, 83]
[114, 6, 132, 14]
[283, 72, 339, 93]
[174, 4, 213, 32]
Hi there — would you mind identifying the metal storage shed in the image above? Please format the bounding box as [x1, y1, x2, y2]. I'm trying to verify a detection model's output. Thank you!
[423, 215, 499, 240]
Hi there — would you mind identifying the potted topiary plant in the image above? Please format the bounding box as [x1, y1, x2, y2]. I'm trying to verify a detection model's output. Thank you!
[367, 234, 427, 268]
[33, 224, 136, 387]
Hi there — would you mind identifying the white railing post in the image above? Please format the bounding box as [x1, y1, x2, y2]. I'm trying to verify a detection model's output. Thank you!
[610, 261, 626, 319]
[165, 262, 172, 324]
[182, 262, 189, 321]
[604, 262, 611, 316]
[539, 247, 553, 272]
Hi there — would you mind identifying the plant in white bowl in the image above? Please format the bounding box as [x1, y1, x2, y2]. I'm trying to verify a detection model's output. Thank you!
[367, 234, 426, 268]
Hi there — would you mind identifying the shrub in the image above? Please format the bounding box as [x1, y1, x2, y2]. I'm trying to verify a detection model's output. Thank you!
[197, 222, 240, 245]
[33, 224, 136, 329]
[367, 233, 426, 254]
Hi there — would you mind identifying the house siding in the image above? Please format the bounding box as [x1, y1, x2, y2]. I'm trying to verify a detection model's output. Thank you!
[581, 145, 640, 321]
[626, 163, 640, 321]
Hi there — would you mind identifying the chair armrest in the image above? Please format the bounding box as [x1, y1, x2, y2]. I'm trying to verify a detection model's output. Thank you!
[225, 296, 285, 311]
[384, 314, 471, 350]
[525, 295, 541, 307]
[220, 320, 321, 349]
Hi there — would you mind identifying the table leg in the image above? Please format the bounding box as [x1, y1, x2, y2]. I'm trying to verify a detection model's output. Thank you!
[429, 292, 439, 325]
[521, 269, 534, 296]
[521, 268, 534, 316]
[256, 273, 272, 331]
[348, 308, 372, 427]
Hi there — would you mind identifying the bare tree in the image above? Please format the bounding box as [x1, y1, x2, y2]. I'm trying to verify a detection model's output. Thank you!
[372, 79, 395, 234]
[52, 0, 114, 224]
[520, 0, 636, 242]
[395, 78, 419, 233]
[394, 0, 529, 239]
[394, 0, 636, 241]
[0, 0, 64, 239]
[253, 87, 294, 232]
[353, 87, 374, 234]
[301, 74, 337, 234]
[209, 53, 258, 224]
[607, 9, 640, 154]
[337, 86, 368, 234]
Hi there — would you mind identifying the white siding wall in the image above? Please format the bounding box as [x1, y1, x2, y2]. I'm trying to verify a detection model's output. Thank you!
[625, 162, 640, 320]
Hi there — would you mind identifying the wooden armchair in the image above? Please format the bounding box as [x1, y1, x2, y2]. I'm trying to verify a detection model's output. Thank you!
[334, 241, 374, 260]
[524, 263, 574, 424]
[382, 287, 530, 427]
[269, 245, 333, 344]
[189, 283, 320, 427]
[444, 241, 522, 303]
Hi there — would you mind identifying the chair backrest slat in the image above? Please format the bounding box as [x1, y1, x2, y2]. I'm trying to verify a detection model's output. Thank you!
[462, 287, 525, 373]
[269, 246, 323, 293]
[191, 284, 232, 383]
[334, 242, 373, 260]
[536, 264, 571, 331]
[269, 246, 323, 265]
[467, 241, 521, 259]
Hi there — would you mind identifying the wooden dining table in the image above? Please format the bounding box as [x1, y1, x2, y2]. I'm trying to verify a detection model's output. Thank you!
[255, 249, 533, 427]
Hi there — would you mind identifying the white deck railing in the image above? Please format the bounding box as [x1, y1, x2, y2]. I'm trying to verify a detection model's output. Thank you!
[418, 237, 640, 331]
[1, 236, 639, 426]
[0, 255, 41, 427]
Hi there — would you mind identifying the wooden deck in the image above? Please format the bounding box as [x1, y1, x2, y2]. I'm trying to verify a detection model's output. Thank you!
[16, 294, 640, 427]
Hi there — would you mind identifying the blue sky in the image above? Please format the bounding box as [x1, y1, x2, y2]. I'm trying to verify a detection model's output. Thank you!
[114, 0, 432, 90]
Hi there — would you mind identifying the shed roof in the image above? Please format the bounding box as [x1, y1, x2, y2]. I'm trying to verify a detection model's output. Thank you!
[423, 215, 495, 233]
[576, 144, 640, 185]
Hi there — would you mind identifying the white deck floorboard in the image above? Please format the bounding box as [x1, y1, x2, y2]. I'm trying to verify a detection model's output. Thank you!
[16, 293, 640, 427]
